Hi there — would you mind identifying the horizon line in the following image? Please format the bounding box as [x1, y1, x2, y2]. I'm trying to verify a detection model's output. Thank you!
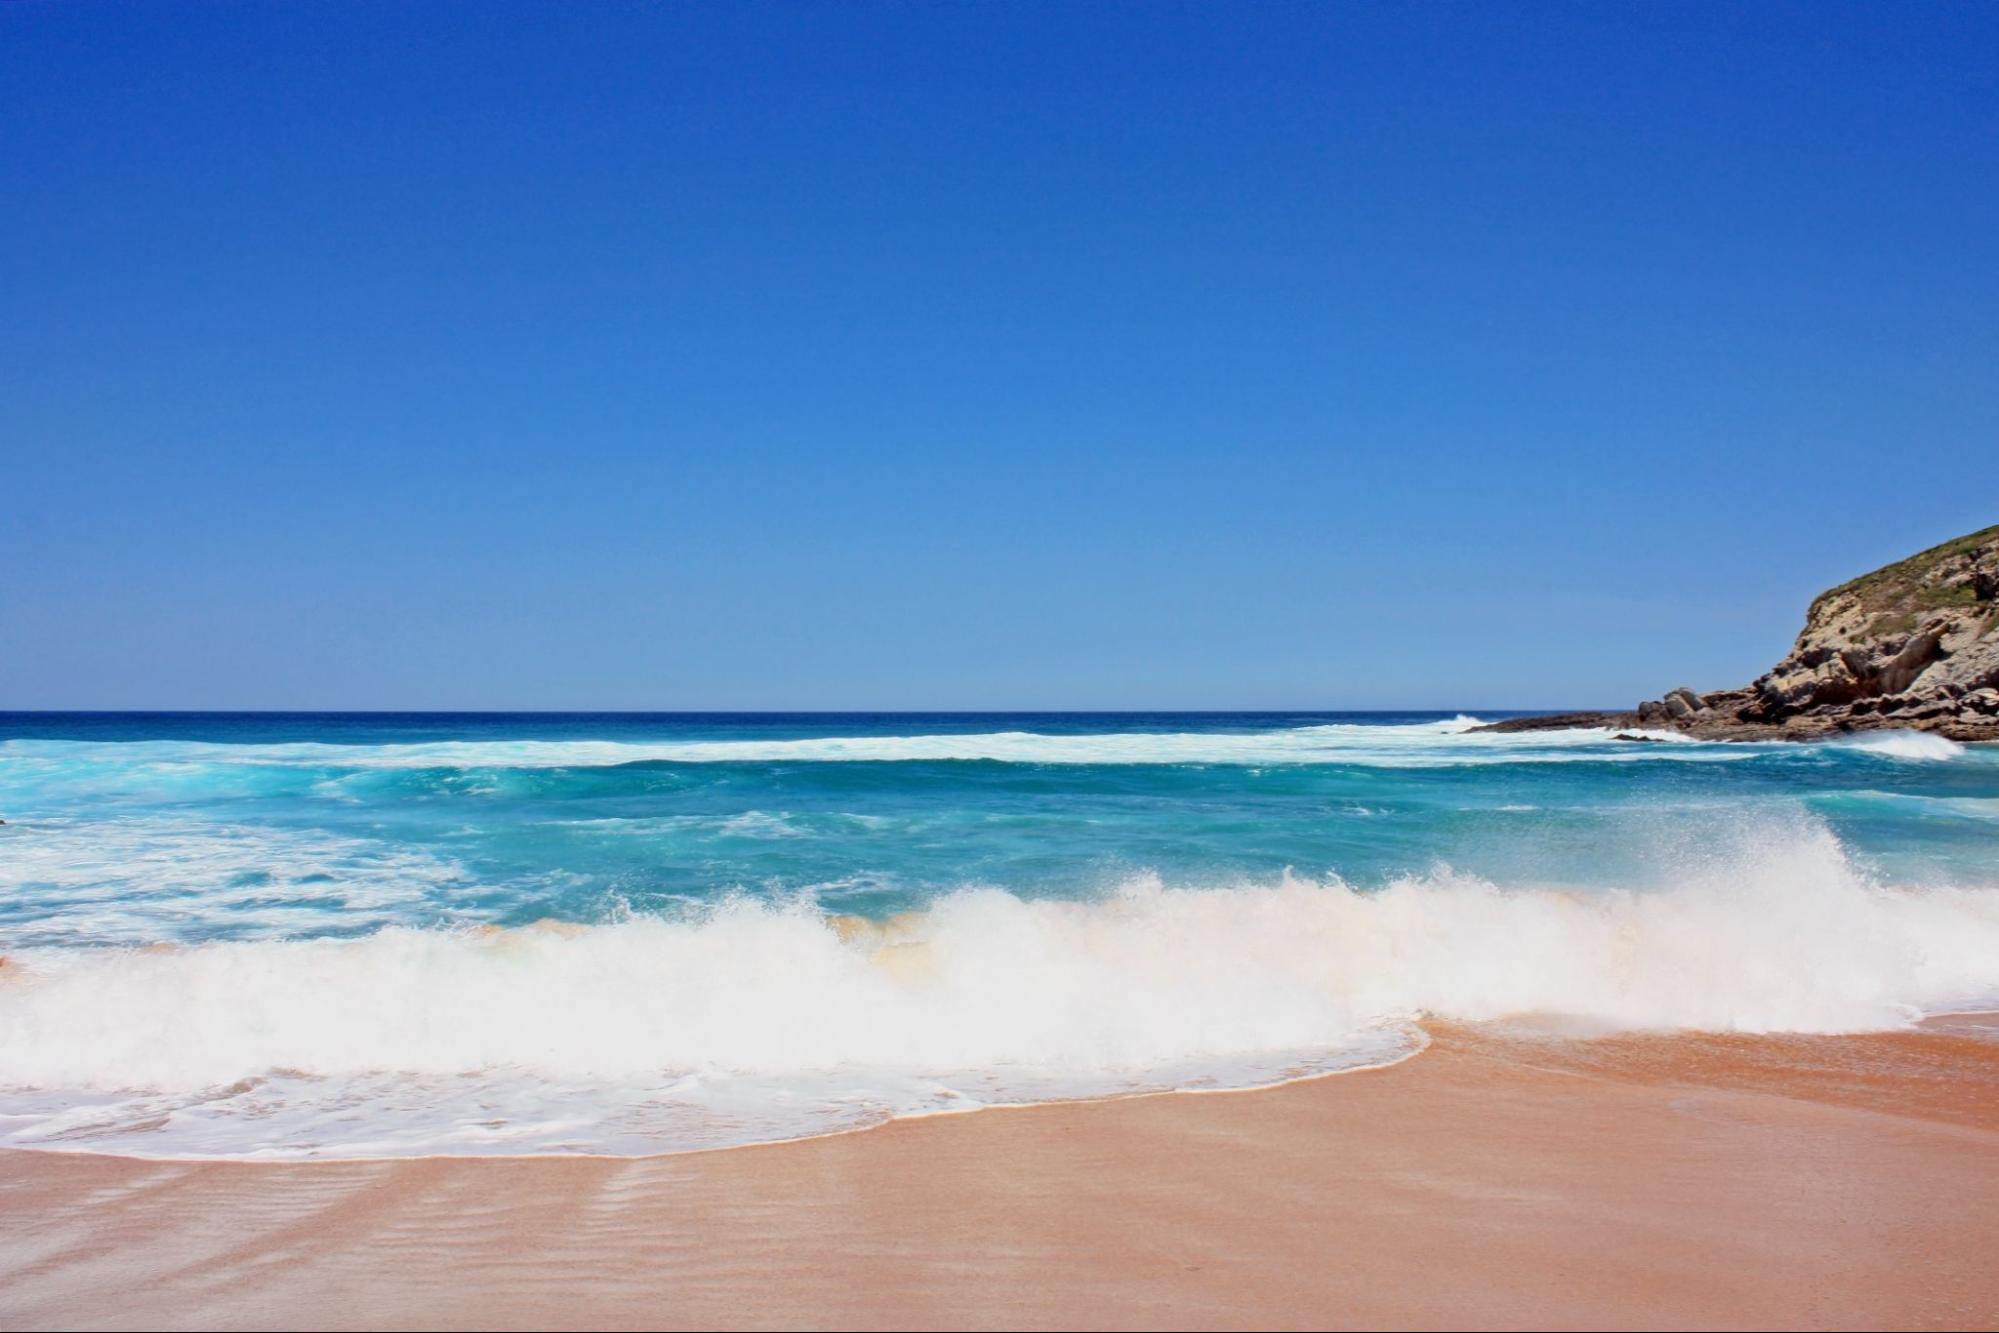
[0, 706, 1605, 717]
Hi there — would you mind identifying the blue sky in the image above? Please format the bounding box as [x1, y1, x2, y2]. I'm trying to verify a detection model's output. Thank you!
[4, 2, 1995, 710]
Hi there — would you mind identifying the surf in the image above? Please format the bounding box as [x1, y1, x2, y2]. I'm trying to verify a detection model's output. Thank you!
[1, 817, 1994, 1159]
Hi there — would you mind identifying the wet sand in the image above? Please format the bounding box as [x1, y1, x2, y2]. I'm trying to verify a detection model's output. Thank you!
[2, 1021, 1996, 1331]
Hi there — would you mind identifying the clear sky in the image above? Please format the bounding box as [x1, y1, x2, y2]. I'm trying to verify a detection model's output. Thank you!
[3, 2, 1995, 710]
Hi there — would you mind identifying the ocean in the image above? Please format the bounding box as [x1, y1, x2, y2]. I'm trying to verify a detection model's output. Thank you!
[1, 710, 1995, 1159]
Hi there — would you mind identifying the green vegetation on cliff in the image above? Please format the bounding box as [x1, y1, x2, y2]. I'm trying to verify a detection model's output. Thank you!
[1813, 524, 1999, 623]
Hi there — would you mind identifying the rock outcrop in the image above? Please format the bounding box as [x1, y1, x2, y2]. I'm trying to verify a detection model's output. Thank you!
[1478, 525, 1999, 742]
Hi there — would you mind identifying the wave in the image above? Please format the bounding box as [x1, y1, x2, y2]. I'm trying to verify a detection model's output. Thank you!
[0, 718, 1774, 776]
[0, 817, 479, 946]
[1, 818, 1993, 1159]
[1834, 730, 1967, 762]
[551, 810, 818, 838]
[1808, 790, 1999, 823]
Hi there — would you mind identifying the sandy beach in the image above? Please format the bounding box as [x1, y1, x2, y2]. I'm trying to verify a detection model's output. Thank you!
[11, 0, 1999, 1327]
[2, 1019, 1994, 1332]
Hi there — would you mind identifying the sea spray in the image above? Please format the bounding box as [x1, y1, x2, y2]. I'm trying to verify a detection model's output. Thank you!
[1, 818, 1994, 1157]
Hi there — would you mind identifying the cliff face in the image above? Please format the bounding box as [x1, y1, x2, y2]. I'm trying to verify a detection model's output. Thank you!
[1481, 526, 1999, 741]
[1647, 525, 1999, 741]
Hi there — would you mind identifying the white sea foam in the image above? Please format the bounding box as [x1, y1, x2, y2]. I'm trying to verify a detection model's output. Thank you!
[1835, 730, 1967, 762]
[0, 818, 478, 945]
[0, 819, 1993, 1159]
[0, 718, 1774, 775]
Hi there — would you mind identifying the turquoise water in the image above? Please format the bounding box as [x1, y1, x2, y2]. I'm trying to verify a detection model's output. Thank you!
[1, 711, 1996, 1158]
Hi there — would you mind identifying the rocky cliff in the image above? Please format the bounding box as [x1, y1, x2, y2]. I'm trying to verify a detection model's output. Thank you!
[1479, 525, 1999, 742]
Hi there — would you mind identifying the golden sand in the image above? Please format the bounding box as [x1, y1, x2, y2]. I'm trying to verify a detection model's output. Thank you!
[2, 1021, 1995, 1331]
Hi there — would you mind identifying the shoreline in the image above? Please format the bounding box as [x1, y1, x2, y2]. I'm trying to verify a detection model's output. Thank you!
[10, 1010, 1999, 1170]
[0, 1026, 1435, 1170]
[5, 1020, 1996, 1331]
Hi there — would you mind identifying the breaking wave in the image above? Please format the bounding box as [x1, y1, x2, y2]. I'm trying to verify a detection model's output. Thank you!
[0, 717, 1771, 774]
[1835, 730, 1967, 762]
[1, 818, 1993, 1159]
